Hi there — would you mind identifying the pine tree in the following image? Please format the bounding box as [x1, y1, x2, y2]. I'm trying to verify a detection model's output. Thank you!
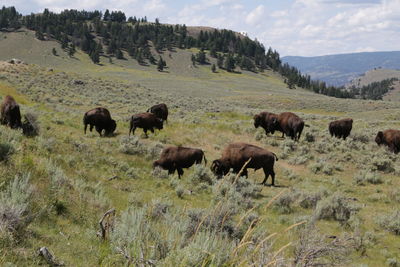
[68, 43, 76, 57]
[224, 54, 235, 72]
[217, 53, 224, 68]
[211, 64, 216, 73]
[116, 49, 123, 59]
[35, 30, 44, 40]
[52, 48, 57, 56]
[191, 54, 196, 66]
[157, 56, 164, 71]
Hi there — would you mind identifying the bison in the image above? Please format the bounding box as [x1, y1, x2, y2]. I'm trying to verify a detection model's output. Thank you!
[83, 107, 116, 136]
[329, 118, 353, 140]
[211, 142, 278, 186]
[1, 95, 22, 129]
[129, 112, 163, 137]
[147, 103, 168, 123]
[375, 129, 400, 154]
[269, 112, 306, 141]
[153, 146, 207, 178]
[253, 111, 284, 137]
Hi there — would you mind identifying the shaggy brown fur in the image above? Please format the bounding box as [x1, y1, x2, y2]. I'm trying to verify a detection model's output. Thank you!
[83, 107, 116, 136]
[153, 146, 206, 178]
[211, 142, 278, 186]
[147, 103, 168, 122]
[129, 112, 163, 137]
[253, 111, 284, 137]
[375, 129, 400, 154]
[0, 95, 22, 129]
[329, 118, 353, 140]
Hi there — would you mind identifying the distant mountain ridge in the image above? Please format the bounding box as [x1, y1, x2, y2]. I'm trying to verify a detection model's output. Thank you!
[282, 51, 400, 86]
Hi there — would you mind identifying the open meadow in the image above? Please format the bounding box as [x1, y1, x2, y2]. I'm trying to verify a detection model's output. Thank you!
[0, 30, 399, 266]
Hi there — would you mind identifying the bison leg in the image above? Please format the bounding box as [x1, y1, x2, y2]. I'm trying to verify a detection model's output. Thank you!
[89, 124, 94, 132]
[177, 168, 184, 179]
[130, 126, 136, 136]
[84, 123, 88, 134]
[95, 125, 103, 136]
[150, 128, 155, 133]
[143, 128, 148, 137]
[261, 167, 275, 186]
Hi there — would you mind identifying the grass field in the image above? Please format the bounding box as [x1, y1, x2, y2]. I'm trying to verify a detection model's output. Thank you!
[0, 30, 399, 266]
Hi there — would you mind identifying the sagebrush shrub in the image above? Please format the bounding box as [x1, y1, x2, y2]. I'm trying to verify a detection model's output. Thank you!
[0, 173, 32, 238]
[314, 193, 360, 223]
[376, 210, 400, 235]
[353, 170, 382, 185]
[0, 142, 14, 162]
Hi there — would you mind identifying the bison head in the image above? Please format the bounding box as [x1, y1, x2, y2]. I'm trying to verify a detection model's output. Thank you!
[211, 159, 229, 177]
[253, 114, 261, 128]
[153, 160, 161, 168]
[375, 131, 384, 145]
[105, 119, 117, 136]
[155, 118, 163, 130]
[268, 117, 279, 134]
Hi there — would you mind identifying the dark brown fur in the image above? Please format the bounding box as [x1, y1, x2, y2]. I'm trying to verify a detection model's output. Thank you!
[253, 112, 284, 137]
[211, 142, 278, 186]
[329, 118, 353, 140]
[83, 107, 116, 136]
[147, 103, 168, 122]
[129, 112, 163, 137]
[153, 146, 207, 178]
[0, 95, 22, 129]
[375, 129, 400, 154]
[272, 112, 306, 141]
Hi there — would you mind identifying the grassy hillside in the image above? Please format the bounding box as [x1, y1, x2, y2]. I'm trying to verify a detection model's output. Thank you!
[282, 51, 400, 86]
[347, 68, 400, 102]
[0, 30, 399, 266]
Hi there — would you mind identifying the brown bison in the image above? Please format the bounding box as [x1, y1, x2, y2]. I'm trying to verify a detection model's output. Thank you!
[153, 146, 207, 178]
[375, 129, 400, 154]
[83, 107, 116, 136]
[329, 118, 353, 140]
[253, 111, 284, 137]
[147, 103, 168, 123]
[129, 112, 163, 137]
[211, 142, 278, 186]
[1, 95, 22, 129]
[269, 112, 306, 141]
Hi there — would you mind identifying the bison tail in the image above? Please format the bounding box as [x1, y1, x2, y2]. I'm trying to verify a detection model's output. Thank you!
[272, 153, 278, 161]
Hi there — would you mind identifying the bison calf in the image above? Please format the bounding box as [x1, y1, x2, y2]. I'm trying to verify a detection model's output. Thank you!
[129, 112, 163, 137]
[1, 95, 22, 129]
[375, 129, 400, 154]
[211, 142, 278, 186]
[329, 118, 353, 140]
[147, 103, 168, 123]
[153, 146, 207, 178]
[83, 107, 116, 136]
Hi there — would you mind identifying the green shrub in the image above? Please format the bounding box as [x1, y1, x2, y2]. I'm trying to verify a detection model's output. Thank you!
[353, 170, 383, 185]
[314, 193, 360, 223]
[189, 164, 214, 185]
[368, 155, 394, 173]
[377, 210, 400, 235]
[0, 142, 14, 161]
[272, 190, 298, 214]
[0, 173, 32, 239]
[387, 258, 400, 267]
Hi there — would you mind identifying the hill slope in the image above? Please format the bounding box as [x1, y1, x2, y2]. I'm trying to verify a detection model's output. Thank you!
[0, 22, 399, 267]
[282, 51, 400, 86]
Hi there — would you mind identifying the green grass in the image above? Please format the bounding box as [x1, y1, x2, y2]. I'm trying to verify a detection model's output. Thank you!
[0, 31, 399, 266]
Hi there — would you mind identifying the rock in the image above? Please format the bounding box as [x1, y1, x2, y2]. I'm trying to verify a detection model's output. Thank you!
[73, 79, 85, 85]
[8, 58, 24, 64]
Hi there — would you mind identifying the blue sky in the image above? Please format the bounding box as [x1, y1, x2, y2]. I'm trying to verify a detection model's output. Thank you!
[2, 0, 399, 56]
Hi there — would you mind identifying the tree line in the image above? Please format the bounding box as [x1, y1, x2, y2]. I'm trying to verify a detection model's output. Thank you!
[0, 6, 396, 100]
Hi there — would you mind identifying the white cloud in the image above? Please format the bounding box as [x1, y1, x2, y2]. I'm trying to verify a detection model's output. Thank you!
[245, 5, 265, 26]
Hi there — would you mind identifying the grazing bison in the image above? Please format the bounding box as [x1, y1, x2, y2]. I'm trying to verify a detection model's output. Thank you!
[129, 112, 163, 137]
[211, 142, 278, 186]
[0, 95, 22, 129]
[153, 146, 207, 178]
[83, 107, 116, 136]
[329, 118, 353, 140]
[270, 112, 306, 141]
[375, 129, 400, 154]
[253, 112, 284, 137]
[147, 103, 168, 123]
